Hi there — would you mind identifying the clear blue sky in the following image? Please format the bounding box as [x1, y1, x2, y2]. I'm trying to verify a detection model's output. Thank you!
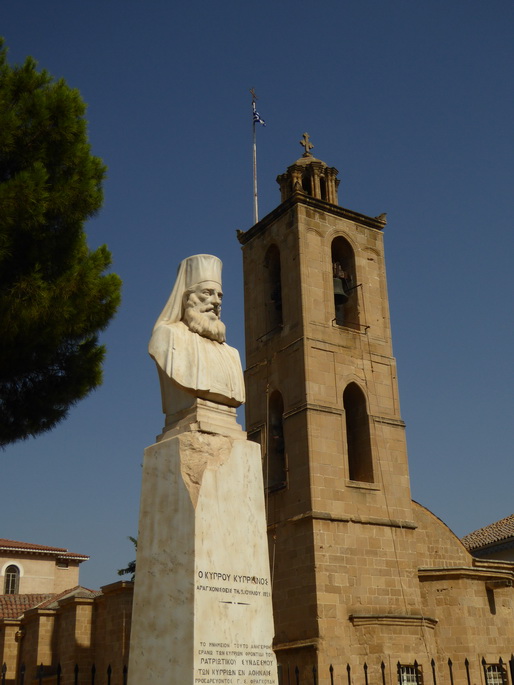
[1, 0, 513, 590]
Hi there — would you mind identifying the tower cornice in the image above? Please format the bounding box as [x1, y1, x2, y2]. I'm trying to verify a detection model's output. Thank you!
[237, 192, 386, 246]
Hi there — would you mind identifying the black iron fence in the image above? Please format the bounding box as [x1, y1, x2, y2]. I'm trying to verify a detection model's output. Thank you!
[277, 656, 514, 685]
[2, 656, 514, 685]
[1, 662, 128, 685]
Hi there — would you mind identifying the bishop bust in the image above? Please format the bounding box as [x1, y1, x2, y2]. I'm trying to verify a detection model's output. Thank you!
[149, 254, 245, 432]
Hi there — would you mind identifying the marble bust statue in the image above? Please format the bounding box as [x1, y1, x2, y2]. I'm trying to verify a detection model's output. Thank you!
[149, 254, 245, 428]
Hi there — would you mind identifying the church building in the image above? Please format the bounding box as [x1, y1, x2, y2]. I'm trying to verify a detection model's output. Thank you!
[1, 138, 513, 685]
[237, 135, 514, 685]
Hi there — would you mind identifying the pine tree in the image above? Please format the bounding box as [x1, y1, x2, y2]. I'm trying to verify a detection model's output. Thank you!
[0, 40, 122, 446]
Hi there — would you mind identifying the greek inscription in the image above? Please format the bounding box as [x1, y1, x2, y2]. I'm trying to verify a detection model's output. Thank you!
[197, 570, 269, 586]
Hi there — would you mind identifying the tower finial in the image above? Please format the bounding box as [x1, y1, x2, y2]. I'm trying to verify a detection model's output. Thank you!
[300, 132, 314, 157]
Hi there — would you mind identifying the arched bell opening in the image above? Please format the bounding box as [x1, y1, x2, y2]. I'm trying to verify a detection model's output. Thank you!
[331, 236, 359, 330]
[264, 244, 283, 332]
[266, 390, 287, 492]
[343, 383, 374, 483]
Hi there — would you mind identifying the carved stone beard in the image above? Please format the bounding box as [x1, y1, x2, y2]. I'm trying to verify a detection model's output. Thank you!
[182, 307, 227, 344]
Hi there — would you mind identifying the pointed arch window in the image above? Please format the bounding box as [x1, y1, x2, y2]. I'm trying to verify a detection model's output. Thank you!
[343, 383, 373, 483]
[264, 244, 283, 332]
[266, 390, 287, 491]
[4, 565, 20, 594]
[331, 237, 359, 329]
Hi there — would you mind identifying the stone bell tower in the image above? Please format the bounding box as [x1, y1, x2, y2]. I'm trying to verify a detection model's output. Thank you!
[237, 135, 430, 678]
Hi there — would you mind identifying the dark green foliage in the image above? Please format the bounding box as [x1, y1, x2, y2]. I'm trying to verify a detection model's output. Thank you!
[118, 536, 137, 581]
[0, 40, 122, 446]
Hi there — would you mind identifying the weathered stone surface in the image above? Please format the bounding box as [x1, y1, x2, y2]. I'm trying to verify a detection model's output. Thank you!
[128, 425, 277, 685]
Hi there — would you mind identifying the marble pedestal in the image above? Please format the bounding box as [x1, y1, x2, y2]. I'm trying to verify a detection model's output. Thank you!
[128, 410, 278, 685]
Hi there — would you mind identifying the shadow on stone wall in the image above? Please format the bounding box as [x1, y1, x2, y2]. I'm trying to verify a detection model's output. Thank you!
[0, 581, 133, 685]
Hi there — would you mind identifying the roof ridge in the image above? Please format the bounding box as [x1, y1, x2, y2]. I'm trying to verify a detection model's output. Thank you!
[0, 538, 67, 551]
[0, 539, 88, 559]
[36, 585, 100, 608]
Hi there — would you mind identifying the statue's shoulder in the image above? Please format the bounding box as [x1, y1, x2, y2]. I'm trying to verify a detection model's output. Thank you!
[221, 340, 242, 359]
[149, 321, 192, 359]
[152, 320, 189, 339]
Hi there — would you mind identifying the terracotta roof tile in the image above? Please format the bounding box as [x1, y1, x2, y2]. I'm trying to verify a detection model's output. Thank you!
[0, 538, 88, 560]
[461, 513, 514, 551]
[37, 586, 101, 609]
[0, 594, 54, 619]
[0, 539, 67, 552]
[0, 586, 101, 620]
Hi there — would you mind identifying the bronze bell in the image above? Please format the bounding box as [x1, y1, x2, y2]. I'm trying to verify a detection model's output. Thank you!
[333, 277, 349, 303]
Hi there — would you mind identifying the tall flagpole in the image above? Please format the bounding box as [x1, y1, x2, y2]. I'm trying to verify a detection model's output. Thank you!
[251, 89, 259, 224]
[250, 88, 265, 225]
[253, 120, 258, 224]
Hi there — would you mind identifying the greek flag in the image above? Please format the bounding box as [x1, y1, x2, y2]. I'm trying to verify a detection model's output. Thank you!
[252, 102, 266, 126]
